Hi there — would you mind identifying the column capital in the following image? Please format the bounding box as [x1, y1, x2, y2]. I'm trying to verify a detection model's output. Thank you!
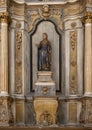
[0, 12, 9, 24]
[83, 12, 92, 24]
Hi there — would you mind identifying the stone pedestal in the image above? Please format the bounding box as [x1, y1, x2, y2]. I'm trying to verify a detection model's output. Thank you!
[34, 97, 58, 125]
[35, 71, 56, 96]
[34, 71, 58, 126]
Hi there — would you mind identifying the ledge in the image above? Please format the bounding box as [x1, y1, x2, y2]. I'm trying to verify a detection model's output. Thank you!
[13, 0, 79, 5]
[0, 126, 92, 130]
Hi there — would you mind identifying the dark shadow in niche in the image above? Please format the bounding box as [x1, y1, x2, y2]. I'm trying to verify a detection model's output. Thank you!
[30, 19, 62, 93]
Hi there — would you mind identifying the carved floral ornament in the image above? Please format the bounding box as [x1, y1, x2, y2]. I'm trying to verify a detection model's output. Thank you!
[0, 12, 9, 23]
[29, 4, 62, 32]
[83, 12, 92, 23]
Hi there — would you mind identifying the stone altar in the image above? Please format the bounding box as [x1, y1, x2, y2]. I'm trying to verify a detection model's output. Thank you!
[34, 33, 58, 125]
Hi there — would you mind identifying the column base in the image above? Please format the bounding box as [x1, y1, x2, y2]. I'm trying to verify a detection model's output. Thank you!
[84, 92, 92, 97]
[0, 91, 9, 96]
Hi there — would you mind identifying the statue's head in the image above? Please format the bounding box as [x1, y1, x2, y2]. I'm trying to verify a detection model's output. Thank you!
[43, 33, 48, 40]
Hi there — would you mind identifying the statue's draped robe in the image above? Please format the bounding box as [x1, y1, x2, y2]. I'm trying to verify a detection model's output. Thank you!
[38, 39, 51, 71]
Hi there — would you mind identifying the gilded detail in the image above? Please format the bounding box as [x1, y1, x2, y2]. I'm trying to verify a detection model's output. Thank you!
[15, 31, 22, 94]
[83, 12, 92, 23]
[0, 12, 9, 23]
[39, 5, 51, 19]
[69, 31, 78, 95]
[29, 6, 62, 31]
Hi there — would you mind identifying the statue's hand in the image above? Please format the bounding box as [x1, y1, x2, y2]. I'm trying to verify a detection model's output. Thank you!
[36, 43, 39, 48]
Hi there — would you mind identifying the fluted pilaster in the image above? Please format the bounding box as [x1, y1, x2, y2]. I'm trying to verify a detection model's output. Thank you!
[83, 12, 92, 95]
[0, 12, 9, 95]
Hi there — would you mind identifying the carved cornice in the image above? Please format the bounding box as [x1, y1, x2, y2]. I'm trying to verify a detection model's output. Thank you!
[11, 0, 80, 6]
[0, 12, 9, 23]
[83, 12, 92, 23]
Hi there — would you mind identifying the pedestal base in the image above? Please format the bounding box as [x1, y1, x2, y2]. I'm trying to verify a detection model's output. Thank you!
[35, 71, 56, 96]
[0, 96, 14, 126]
[34, 96, 58, 126]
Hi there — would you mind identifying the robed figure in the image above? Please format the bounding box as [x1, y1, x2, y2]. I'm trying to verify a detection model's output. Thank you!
[37, 33, 52, 71]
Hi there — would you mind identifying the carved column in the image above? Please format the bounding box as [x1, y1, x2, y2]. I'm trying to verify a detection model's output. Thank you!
[0, 12, 9, 95]
[84, 12, 92, 95]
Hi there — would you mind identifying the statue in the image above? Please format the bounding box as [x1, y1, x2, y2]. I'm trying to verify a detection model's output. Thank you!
[36, 33, 51, 71]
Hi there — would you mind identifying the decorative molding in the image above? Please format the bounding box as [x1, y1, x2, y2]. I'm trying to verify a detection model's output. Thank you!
[13, 0, 79, 5]
[15, 31, 22, 94]
[28, 5, 62, 32]
[63, 2, 85, 16]
[69, 31, 78, 95]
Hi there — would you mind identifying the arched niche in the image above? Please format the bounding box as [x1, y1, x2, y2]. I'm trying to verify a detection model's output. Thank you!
[30, 19, 62, 92]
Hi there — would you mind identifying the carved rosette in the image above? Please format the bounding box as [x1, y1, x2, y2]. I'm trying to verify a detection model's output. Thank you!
[15, 31, 22, 94]
[69, 31, 78, 95]
[83, 12, 92, 23]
